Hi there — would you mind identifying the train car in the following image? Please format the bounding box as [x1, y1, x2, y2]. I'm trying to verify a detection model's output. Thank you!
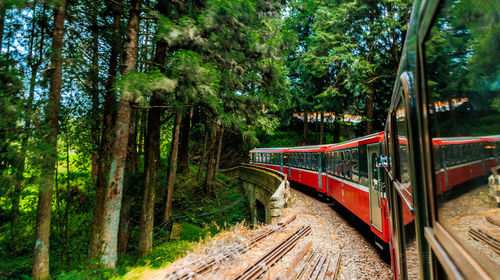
[381, 0, 500, 278]
[432, 137, 490, 195]
[250, 133, 393, 246]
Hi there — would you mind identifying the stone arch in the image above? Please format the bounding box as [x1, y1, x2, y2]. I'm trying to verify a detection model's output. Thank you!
[255, 199, 266, 223]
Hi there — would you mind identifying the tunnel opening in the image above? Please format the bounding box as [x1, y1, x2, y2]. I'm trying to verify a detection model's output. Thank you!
[255, 199, 266, 224]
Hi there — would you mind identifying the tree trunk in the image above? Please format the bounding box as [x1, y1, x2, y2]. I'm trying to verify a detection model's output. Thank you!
[197, 126, 208, 181]
[137, 30, 167, 256]
[100, 0, 141, 269]
[315, 112, 319, 133]
[333, 113, 341, 143]
[137, 97, 162, 257]
[117, 107, 138, 255]
[303, 109, 308, 145]
[213, 125, 223, 179]
[32, 1, 66, 278]
[163, 111, 182, 222]
[90, 1, 100, 183]
[203, 117, 217, 195]
[177, 108, 191, 173]
[117, 197, 132, 255]
[365, 89, 374, 135]
[137, 109, 147, 168]
[0, 4, 6, 54]
[320, 112, 324, 144]
[89, 5, 121, 259]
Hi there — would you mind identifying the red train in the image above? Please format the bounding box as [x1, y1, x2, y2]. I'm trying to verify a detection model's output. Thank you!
[249, 133, 499, 248]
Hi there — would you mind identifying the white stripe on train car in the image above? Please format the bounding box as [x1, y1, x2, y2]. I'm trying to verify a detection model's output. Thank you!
[326, 174, 370, 192]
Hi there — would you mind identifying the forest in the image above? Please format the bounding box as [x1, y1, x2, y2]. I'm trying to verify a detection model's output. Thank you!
[0, 0, 412, 279]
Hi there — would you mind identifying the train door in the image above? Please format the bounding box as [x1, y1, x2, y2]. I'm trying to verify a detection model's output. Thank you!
[368, 144, 383, 231]
[317, 153, 323, 191]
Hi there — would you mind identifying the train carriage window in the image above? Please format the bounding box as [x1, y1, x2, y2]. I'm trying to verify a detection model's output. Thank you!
[328, 153, 333, 174]
[310, 153, 314, 169]
[433, 147, 440, 171]
[339, 151, 344, 177]
[425, 0, 500, 272]
[331, 152, 336, 174]
[338, 152, 343, 177]
[332, 152, 337, 175]
[330, 152, 335, 174]
[359, 146, 369, 186]
[345, 151, 351, 179]
[324, 153, 328, 172]
[396, 98, 411, 194]
[351, 149, 359, 183]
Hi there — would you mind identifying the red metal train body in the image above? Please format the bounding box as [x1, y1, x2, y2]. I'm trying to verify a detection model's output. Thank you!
[249, 133, 499, 249]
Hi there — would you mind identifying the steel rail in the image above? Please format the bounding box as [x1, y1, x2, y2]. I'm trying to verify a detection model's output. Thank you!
[232, 225, 311, 280]
[318, 253, 333, 280]
[469, 228, 500, 254]
[171, 215, 297, 280]
[275, 241, 312, 280]
[233, 226, 310, 280]
[332, 252, 341, 280]
[292, 250, 317, 280]
[304, 253, 326, 280]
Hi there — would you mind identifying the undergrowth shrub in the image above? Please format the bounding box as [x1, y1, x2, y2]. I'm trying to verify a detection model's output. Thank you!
[136, 240, 192, 268]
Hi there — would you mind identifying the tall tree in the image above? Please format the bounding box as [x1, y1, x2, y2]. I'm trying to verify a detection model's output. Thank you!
[203, 117, 217, 195]
[89, 3, 121, 259]
[163, 110, 182, 222]
[137, 35, 167, 256]
[213, 123, 223, 178]
[177, 108, 190, 173]
[32, 0, 66, 278]
[99, 0, 141, 269]
[12, 1, 46, 247]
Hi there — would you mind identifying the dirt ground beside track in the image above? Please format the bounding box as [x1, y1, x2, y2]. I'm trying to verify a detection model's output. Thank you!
[136, 187, 393, 280]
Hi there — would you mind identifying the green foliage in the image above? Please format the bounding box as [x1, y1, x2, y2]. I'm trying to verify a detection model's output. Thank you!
[53, 262, 116, 280]
[136, 240, 192, 268]
[180, 222, 207, 242]
[116, 70, 177, 104]
[0, 255, 32, 280]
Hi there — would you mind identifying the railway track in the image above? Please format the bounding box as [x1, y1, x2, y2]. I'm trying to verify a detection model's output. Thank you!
[468, 228, 500, 254]
[168, 215, 297, 280]
[275, 242, 341, 280]
[232, 225, 312, 280]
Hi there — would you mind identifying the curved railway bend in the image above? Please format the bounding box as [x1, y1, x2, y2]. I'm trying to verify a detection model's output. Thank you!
[141, 185, 392, 280]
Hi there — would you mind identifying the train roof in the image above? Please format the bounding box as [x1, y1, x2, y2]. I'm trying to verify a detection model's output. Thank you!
[249, 147, 289, 153]
[250, 132, 384, 153]
[250, 144, 332, 153]
[432, 136, 486, 145]
[324, 132, 384, 151]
